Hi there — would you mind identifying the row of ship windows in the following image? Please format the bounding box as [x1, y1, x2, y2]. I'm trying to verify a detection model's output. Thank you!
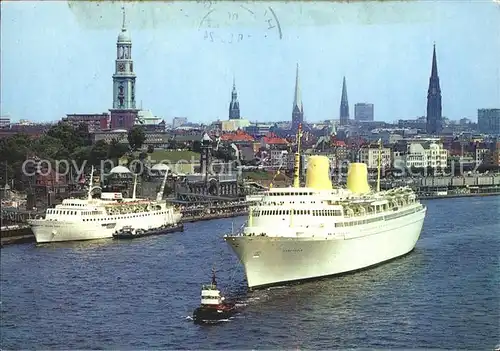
[47, 209, 168, 217]
[82, 212, 169, 221]
[267, 192, 315, 196]
[47, 209, 100, 216]
[264, 201, 321, 206]
[253, 206, 419, 225]
[254, 209, 342, 216]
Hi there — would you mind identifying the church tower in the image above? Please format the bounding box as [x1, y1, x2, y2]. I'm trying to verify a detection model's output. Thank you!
[291, 64, 304, 133]
[109, 7, 139, 130]
[339, 76, 349, 126]
[426, 44, 442, 135]
[228, 77, 240, 120]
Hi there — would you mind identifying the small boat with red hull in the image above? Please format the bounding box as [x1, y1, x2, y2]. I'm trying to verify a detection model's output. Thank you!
[192, 268, 237, 324]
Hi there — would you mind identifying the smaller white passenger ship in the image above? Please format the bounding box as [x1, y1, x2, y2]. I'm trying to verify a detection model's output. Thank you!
[28, 167, 182, 243]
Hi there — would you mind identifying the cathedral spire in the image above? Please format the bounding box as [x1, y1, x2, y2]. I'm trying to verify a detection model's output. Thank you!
[291, 63, 304, 133]
[293, 63, 303, 113]
[229, 77, 240, 120]
[426, 43, 442, 134]
[339, 76, 349, 126]
[430, 43, 439, 88]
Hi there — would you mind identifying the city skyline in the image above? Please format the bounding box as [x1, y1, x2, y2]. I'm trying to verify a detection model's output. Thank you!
[1, 1, 499, 124]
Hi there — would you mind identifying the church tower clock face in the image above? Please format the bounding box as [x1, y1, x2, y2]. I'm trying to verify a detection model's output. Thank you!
[112, 6, 137, 111]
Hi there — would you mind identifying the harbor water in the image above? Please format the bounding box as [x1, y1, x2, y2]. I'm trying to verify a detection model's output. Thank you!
[1, 196, 499, 349]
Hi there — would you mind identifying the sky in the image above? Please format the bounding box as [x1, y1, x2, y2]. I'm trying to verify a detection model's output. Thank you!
[1, 0, 499, 124]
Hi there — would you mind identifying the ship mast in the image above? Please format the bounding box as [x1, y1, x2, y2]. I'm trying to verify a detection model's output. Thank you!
[132, 174, 137, 200]
[211, 266, 217, 286]
[87, 166, 94, 201]
[293, 123, 303, 188]
[376, 138, 382, 192]
[156, 170, 168, 201]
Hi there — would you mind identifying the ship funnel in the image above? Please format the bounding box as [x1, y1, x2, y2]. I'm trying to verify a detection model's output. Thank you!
[346, 163, 370, 194]
[305, 156, 333, 190]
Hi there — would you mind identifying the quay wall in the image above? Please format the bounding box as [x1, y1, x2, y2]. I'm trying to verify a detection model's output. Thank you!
[418, 192, 500, 200]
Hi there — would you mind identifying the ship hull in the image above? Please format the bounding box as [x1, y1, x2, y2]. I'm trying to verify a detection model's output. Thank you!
[193, 305, 236, 324]
[225, 209, 426, 289]
[29, 213, 182, 243]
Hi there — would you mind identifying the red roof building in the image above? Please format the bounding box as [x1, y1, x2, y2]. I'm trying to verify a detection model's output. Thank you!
[220, 129, 255, 143]
[261, 132, 289, 147]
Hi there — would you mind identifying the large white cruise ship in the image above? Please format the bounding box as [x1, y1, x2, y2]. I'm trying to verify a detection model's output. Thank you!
[29, 168, 182, 243]
[224, 135, 427, 289]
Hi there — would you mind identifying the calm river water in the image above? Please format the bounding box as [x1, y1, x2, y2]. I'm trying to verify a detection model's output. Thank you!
[1, 196, 499, 349]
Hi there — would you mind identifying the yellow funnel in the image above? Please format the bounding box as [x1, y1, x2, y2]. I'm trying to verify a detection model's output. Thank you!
[347, 163, 370, 194]
[305, 156, 333, 190]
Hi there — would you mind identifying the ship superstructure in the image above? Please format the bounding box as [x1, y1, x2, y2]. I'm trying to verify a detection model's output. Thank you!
[224, 127, 427, 289]
[29, 168, 182, 243]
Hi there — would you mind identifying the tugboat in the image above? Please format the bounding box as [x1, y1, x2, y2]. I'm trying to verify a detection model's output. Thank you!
[192, 268, 236, 324]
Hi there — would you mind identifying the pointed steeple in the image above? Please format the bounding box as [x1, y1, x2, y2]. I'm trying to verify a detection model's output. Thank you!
[293, 63, 303, 113]
[429, 43, 440, 91]
[426, 43, 442, 135]
[229, 76, 240, 120]
[291, 63, 304, 133]
[231, 76, 237, 97]
[339, 76, 349, 126]
[431, 43, 438, 77]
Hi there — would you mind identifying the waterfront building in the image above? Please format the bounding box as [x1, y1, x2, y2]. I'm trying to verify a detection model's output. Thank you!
[355, 103, 374, 122]
[109, 8, 140, 130]
[426, 44, 443, 135]
[393, 139, 448, 169]
[339, 77, 349, 126]
[291, 64, 304, 134]
[358, 145, 392, 169]
[477, 108, 500, 135]
[178, 133, 239, 197]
